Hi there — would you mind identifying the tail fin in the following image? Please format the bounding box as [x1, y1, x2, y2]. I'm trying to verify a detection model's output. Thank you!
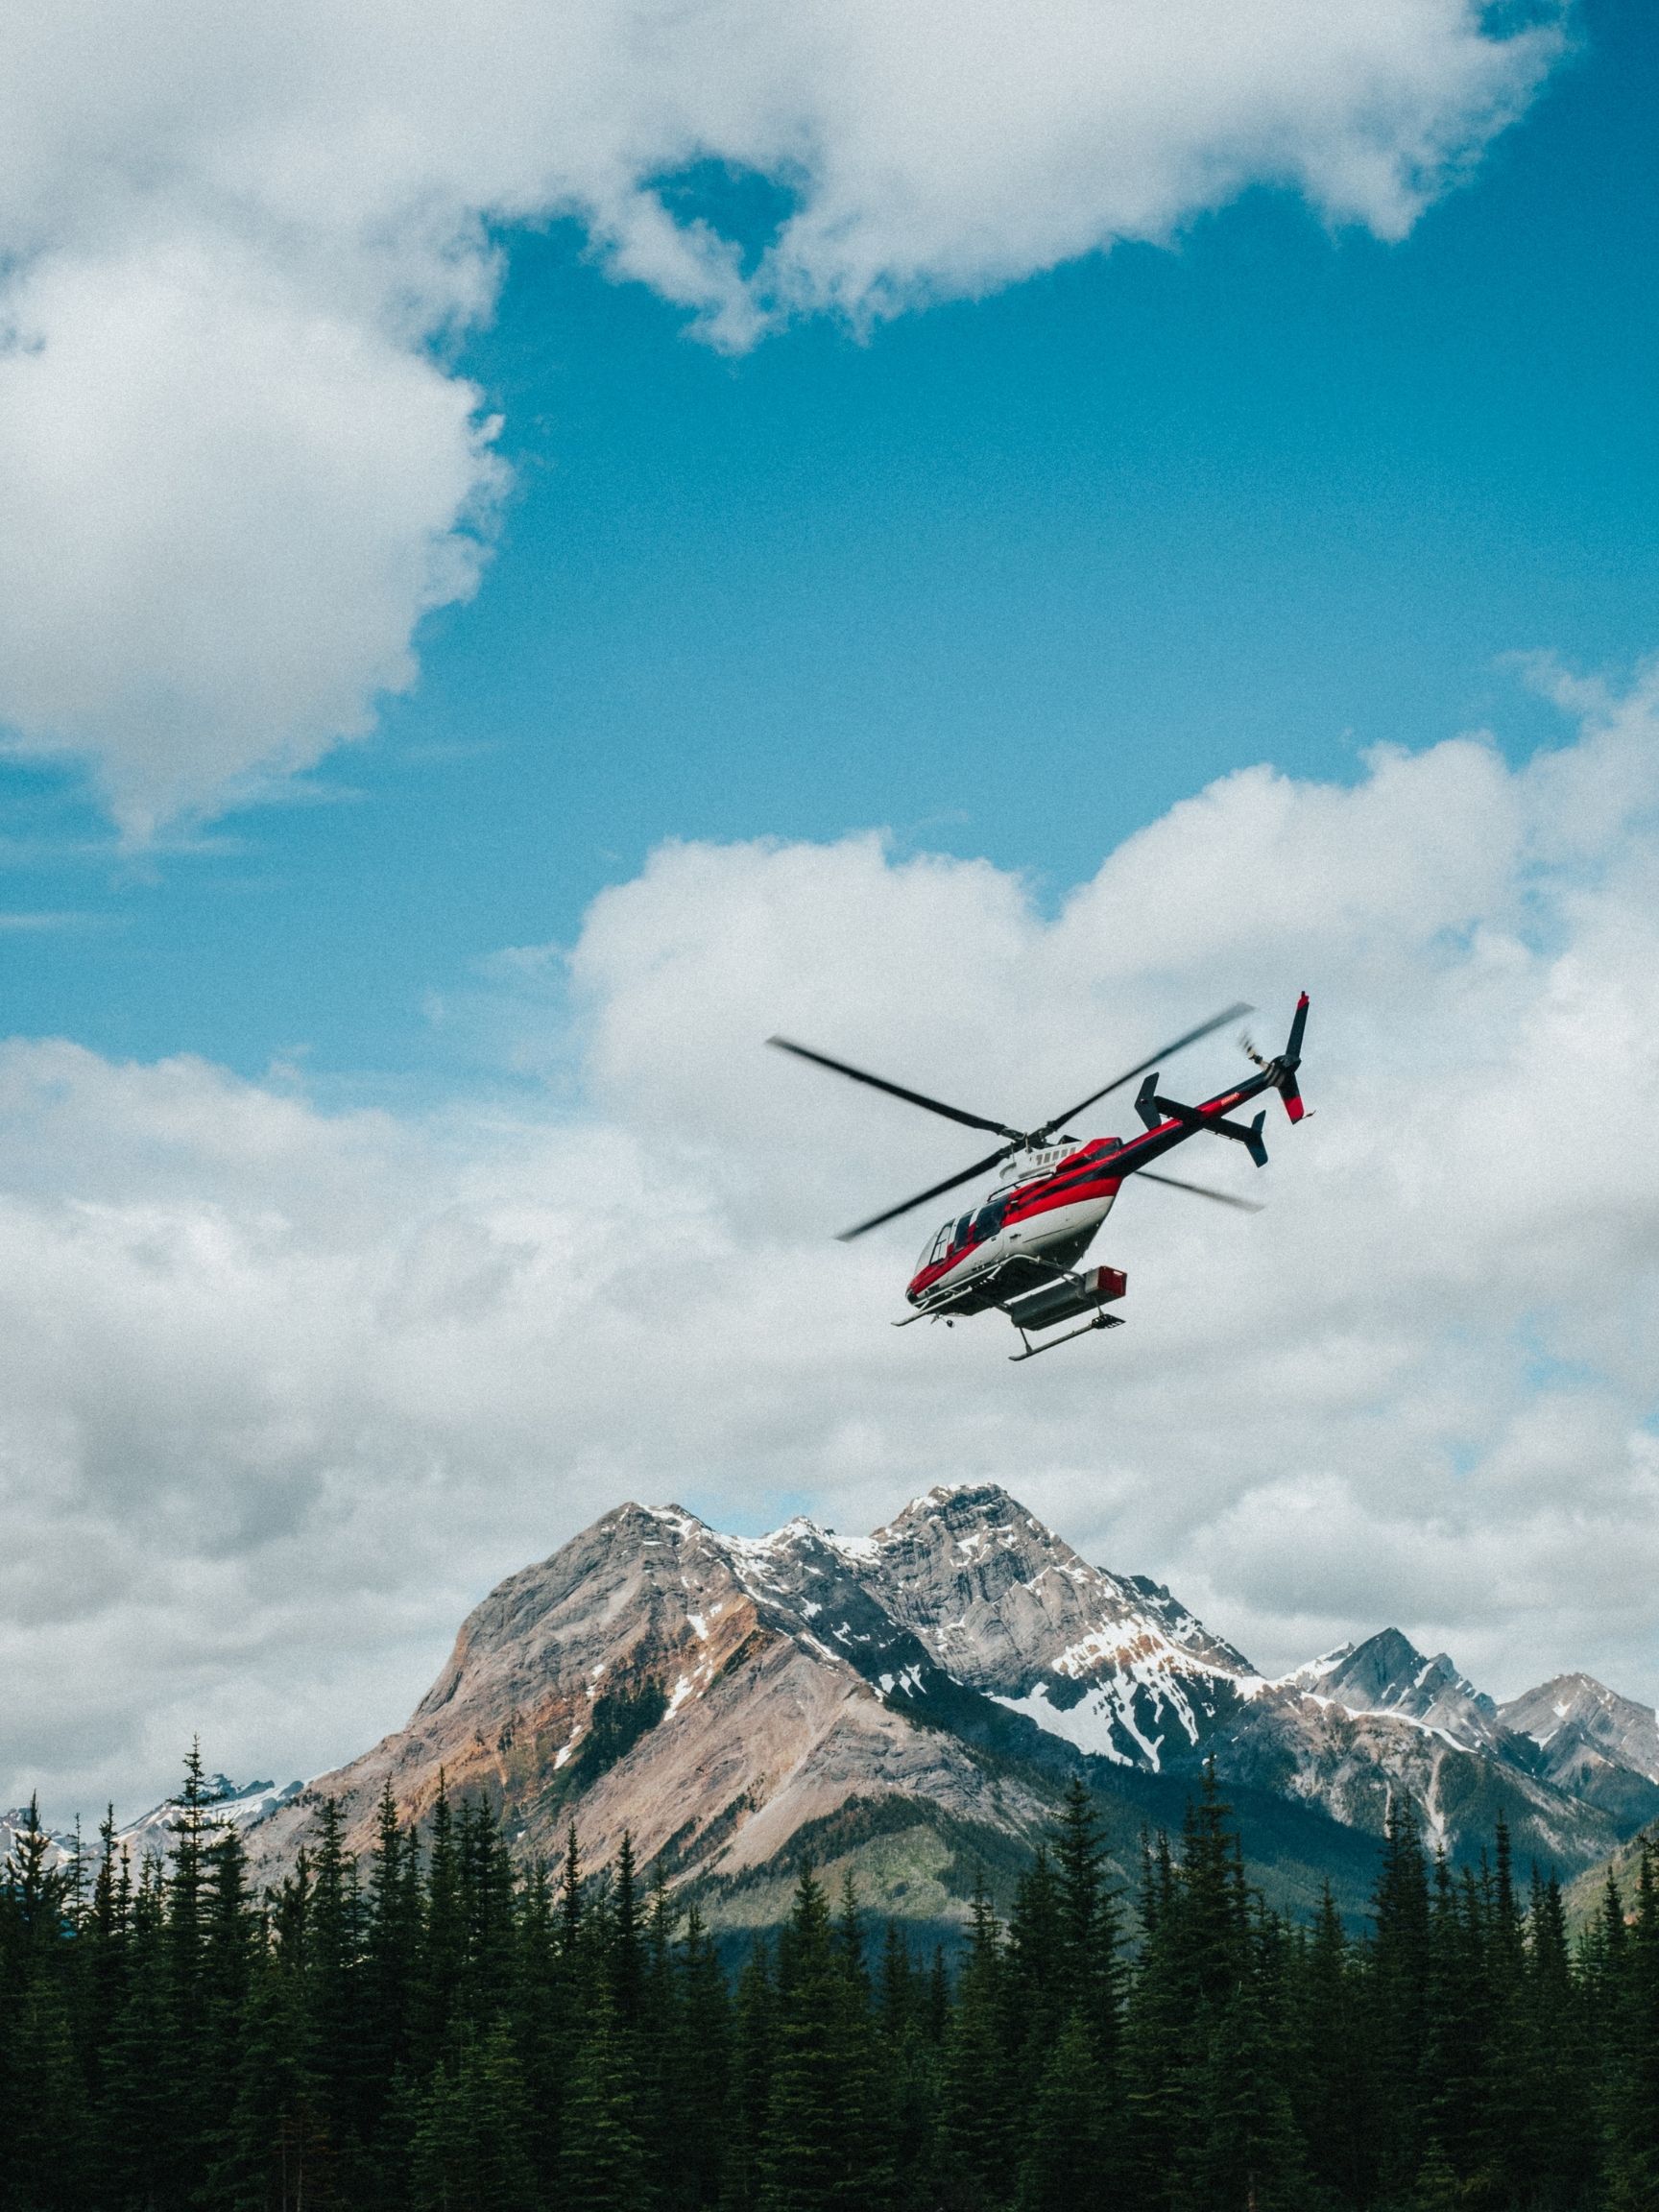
[1278, 993, 1309, 1122]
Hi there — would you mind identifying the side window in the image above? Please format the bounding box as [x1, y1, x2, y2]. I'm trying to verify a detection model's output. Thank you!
[954, 1214, 974, 1248]
[974, 1198, 1006, 1241]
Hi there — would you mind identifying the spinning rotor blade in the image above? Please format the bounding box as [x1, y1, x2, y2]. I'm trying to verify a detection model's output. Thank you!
[836, 1142, 1018, 1242]
[766, 1037, 1023, 1142]
[1031, 1002, 1253, 1141]
[1137, 1168, 1263, 1213]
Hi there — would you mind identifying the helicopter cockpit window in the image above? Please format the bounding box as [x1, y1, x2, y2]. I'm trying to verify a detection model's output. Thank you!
[974, 1197, 1007, 1241]
[954, 1214, 974, 1248]
[919, 1223, 951, 1271]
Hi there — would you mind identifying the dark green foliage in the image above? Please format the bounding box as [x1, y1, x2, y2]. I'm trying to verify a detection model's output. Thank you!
[411, 2022, 538, 2212]
[4, 1754, 1659, 2210]
[755, 1862, 893, 2212]
[937, 1876, 1019, 2209]
[563, 1680, 670, 1795]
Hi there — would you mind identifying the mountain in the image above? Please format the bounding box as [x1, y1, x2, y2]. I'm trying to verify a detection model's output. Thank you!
[0, 1807, 79, 1871]
[118, 1773, 304, 1856]
[234, 1483, 1659, 1935]
[1, 1774, 302, 1875]
[1286, 1630, 1510, 1754]
[1500, 1673, 1659, 1825]
[245, 1496, 1061, 1932]
[857, 1484, 1251, 1765]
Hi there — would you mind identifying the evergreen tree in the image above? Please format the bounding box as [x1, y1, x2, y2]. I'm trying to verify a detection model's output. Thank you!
[559, 1974, 648, 2212]
[409, 2020, 538, 2212]
[1521, 1867, 1599, 2212]
[0, 1804, 90, 2212]
[666, 1904, 732, 2210]
[723, 1936, 777, 2212]
[878, 1923, 940, 2208]
[1012, 2007, 1115, 2212]
[304, 1795, 369, 2178]
[162, 1741, 225, 2187]
[1604, 1837, 1659, 2212]
[219, 1956, 331, 2212]
[1051, 1776, 1123, 2064]
[362, 1782, 422, 2168]
[102, 1852, 179, 2209]
[1123, 1829, 1188, 2211]
[1421, 1860, 1492, 2191]
[1004, 1841, 1066, 2115]
[758, 1860, 854, 2212]
[198, 1816, 262, 2187]
[1285, 1890, 1371, 2211]
[1366, 1796, 1432, 2200]
[939, 1877, 1017, 2210]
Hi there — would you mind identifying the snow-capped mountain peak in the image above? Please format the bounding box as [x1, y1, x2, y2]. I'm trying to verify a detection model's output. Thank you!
[854, 1481, 1256, 1770]
[1286, 1627, 1504, 1753]
[1, 1774, 303, 1876]
[1499, 1673, 1659, 1794]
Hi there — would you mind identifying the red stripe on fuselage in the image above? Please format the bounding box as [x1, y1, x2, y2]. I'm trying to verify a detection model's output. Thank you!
[902, 1062, 1283, 1303]
[905, 1141, 1125, 1299]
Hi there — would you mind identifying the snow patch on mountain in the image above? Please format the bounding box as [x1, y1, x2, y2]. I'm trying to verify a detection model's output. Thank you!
[2, 1774, 303, 1874]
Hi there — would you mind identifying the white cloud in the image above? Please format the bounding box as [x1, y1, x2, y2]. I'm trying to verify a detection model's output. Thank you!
[0, 0, 1565, 824]
[2, 672, 1656, 1820]
[0, 238, 504, 833]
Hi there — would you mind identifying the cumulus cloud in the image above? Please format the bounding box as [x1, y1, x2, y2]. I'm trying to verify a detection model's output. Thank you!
[0, 0, 1565, 823]
[2, 671, 1656, 1818]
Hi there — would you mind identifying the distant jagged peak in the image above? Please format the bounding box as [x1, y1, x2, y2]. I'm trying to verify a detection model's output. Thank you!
[1287, 1626, 1504, 1753]
[1503, 1670, 1649, 1731]
[872, 1483, 1100, 1597]
[1500, 1672, 1659, 1786]
[118, 1776, 303, 1851]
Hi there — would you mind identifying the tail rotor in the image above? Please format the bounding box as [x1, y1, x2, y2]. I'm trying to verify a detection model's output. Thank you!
[1242, 992, 1309, 1122]
[1277, 992, 1309, 1121]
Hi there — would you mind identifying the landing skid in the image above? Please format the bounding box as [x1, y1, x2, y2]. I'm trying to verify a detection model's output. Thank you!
[894, 1251, 1127, 1357]
[1009, 1310, 1125, 1362]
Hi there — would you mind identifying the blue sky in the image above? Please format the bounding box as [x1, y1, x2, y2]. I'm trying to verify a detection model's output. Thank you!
[3, 0, 1659, 1814]
[4, 0, 1653, 1090]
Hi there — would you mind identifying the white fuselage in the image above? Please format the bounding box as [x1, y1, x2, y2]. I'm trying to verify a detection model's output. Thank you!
[926, 1190, 1117, 1299]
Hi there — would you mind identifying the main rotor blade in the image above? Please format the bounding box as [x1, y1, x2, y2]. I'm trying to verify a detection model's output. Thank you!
[1136, 1168, 1264, 1213]
[836, 1142, 1018, 1242]
[1032, 1002, 1253, 1140]
[767, 1036, 1023, 1142]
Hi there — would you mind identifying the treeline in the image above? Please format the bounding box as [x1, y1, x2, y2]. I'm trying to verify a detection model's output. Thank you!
[2, 1755, 1657, 2212]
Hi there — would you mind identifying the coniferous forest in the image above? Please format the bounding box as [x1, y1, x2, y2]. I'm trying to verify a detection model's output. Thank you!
[3, 1754, 1658, 2212]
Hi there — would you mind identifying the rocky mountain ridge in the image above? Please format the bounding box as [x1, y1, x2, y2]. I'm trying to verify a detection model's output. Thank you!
[1, 1774, 301, 1876]
[213, 1483, 1659, 1934]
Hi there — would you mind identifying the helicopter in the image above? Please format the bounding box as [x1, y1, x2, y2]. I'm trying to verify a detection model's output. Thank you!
[767, 995, 1309, 1360]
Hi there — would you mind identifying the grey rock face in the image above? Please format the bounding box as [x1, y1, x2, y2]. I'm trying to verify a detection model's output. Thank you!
[860, 1482, 1252, 1768]
[1286, 1629, 1509, 1754]
[1499, 1673, 1659, 1823]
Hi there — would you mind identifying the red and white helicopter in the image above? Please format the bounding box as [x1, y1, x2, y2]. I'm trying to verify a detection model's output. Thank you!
[768, 996, 1308, 1360]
